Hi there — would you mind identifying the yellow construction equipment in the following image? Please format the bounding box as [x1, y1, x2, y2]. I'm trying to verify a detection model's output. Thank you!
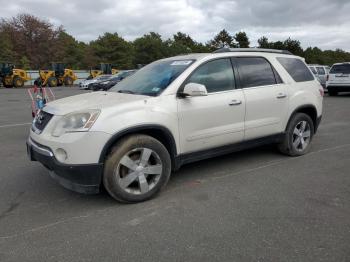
[0, 62, 31, 88]
[88, 63, 119, 79]
[36, 63, 78, 87]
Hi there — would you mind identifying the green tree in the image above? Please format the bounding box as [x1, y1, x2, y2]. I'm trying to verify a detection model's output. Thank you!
[235, 32, 250, 48]
[19, 56, 30, 69]
[207, 29, 236, 51]
[133, 32, 167, 65]
[90, 32, 134, 69]
[0, 30, 14, 61]
[283, 37, 303, 56]
[56, 31, 87, 69]
[257, 36, 271, 48]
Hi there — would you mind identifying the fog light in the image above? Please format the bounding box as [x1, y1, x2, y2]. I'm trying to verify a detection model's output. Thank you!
[55, 148, 67, 162]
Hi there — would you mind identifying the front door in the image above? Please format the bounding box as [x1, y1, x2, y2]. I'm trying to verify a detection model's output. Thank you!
[177, 58, 245, 154]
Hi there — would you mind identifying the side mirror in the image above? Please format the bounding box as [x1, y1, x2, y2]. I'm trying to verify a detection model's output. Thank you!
[181, 83, 208, 97]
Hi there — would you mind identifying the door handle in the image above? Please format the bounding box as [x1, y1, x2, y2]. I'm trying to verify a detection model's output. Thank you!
[276, 93, 287, 99]
[229, 100, 242, 106]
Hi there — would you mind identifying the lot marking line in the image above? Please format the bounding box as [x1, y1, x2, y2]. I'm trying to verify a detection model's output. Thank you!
[0, 123, 32, 129]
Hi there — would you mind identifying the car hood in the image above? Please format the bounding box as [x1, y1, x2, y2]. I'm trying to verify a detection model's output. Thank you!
[43, 91, 149, 115]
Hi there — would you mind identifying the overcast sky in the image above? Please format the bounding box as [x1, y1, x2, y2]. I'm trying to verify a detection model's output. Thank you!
[1, 0, 349, 51]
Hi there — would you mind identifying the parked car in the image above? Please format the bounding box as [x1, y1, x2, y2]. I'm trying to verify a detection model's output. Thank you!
[91, 70, 136, 91]
[27, 48, 323, 203]
[308, 65, 330, 89]
[79, 75, 113, 90]
[326, 62, 350, 96]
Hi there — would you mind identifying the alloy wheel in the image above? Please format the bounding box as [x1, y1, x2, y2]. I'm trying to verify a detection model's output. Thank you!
[292, 121, 311, 152]
[115, 148, 163, 195]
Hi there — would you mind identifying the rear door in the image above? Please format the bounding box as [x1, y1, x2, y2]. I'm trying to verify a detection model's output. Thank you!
[233, 56, 289, 140]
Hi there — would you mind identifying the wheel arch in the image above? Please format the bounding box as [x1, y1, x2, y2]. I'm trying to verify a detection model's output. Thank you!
[286, 104, 318, 132]
[99, 125, 178, 170]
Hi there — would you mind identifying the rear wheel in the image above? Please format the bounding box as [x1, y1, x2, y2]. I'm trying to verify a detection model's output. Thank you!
[48, 77, 58, 87]
[64, 76, 73, 86]
[278, 113, 314, 156]
[103, 135, 171, 203]
[13, 76, 24, 87]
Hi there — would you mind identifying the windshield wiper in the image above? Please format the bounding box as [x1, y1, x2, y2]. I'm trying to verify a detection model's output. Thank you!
[118, 90, 135, 94]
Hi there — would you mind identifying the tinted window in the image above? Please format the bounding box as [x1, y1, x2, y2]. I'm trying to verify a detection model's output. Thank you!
[316, 67, 325, 75]
[329, 64, 350, 74]
[277, 57, 314, 82]
[236, 57, 277, 88]
[186, 58, 235, 93]
[309, 67, 317, 74]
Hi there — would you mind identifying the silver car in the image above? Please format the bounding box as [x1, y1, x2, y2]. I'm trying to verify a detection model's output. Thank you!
[79, 75, 113, 90]
[308, 65, 330, 89]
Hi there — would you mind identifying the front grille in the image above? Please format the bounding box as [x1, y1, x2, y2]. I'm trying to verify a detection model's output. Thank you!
[32, 110, 53, 133]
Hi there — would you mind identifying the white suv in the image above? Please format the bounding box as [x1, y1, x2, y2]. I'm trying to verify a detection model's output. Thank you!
[326, 62, 350, 96]
[27, 48, 323, 203]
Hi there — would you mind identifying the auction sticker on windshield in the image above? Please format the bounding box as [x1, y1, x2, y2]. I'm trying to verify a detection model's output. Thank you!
[170, 60, 193, 66]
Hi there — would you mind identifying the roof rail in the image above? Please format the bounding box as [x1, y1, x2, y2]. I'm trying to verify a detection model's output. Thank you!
[213, 48, 293, 55]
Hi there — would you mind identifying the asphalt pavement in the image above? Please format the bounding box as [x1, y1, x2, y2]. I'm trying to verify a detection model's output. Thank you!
[0, 87, 349, 262]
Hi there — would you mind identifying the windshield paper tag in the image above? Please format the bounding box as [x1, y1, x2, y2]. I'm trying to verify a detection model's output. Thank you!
[152, 87, 160, 92]
[171, 60, 192, 66]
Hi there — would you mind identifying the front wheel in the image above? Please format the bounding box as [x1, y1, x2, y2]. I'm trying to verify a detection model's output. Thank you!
[13, 76, 24, 87]
[103, 135, 171, 203]
[278, 113, 314, 156]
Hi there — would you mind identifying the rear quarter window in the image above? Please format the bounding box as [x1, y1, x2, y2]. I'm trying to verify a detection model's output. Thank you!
[277, 57, 314, 82]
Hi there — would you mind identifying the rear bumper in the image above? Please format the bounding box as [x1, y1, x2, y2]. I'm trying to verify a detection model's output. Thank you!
[26, 137, 103, 194]
[326, 85, 350, 92]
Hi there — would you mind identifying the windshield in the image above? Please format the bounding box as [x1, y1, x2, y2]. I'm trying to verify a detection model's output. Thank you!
[110, 59, 195, 96]
[330, 64, 350, 74]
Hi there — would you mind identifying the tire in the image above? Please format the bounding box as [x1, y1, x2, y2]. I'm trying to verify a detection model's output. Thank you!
[278, 113, 314, 156]
[57, 78, 63, 86]
[64, 76, 73, 86]
[103, 135, 171, 203]
[48, 77, 58, 87]
[13, 76, 24, 88]
[328, 90, 338, 96]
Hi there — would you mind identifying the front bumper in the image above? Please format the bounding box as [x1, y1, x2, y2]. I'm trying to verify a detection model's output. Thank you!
[27, 137, 103, 194]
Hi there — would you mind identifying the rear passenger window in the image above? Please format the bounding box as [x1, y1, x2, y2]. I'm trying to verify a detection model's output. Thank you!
[236, 57, 278, 88]
[277, 57, 314, 82]
[316, 67, 325, 75]
[186, 58, 235, 93]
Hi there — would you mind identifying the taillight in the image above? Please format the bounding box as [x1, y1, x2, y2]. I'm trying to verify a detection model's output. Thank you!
[319, 88, 324, 97]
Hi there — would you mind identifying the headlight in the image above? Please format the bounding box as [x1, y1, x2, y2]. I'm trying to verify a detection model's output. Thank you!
[52, 110, 100, 137]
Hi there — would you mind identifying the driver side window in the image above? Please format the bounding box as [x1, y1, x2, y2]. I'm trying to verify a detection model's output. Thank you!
[186, 58, 236, 93]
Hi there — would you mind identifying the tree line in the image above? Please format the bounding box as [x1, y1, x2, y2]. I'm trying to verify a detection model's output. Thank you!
[1, 14, 349, 70]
